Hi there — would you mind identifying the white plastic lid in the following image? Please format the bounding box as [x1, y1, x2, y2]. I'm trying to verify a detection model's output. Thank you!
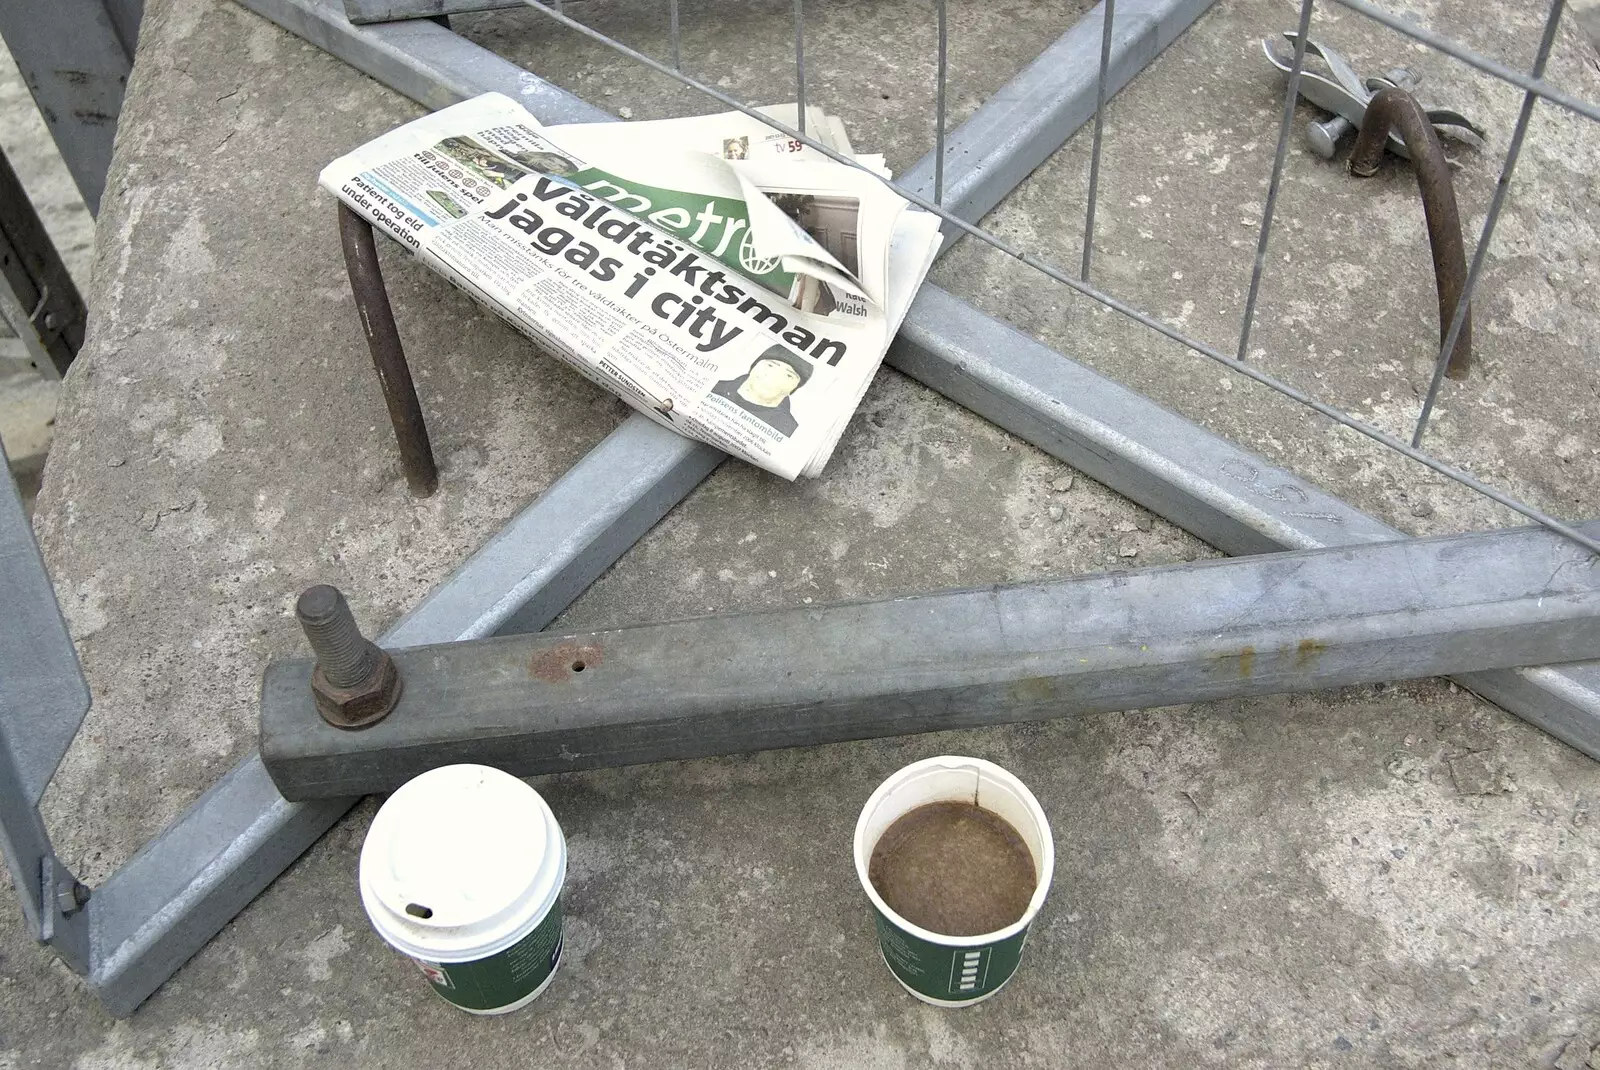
[359, 764, 565, 962]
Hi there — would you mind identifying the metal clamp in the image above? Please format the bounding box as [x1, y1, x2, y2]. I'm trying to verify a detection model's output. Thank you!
[1262, 33, 1484, 160]
[1308, 66, 1417, 158]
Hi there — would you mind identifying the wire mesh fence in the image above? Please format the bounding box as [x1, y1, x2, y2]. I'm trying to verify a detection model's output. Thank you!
[450, 0, 1600, 556]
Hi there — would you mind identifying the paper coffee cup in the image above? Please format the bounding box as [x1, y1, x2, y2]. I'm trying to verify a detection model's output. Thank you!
[359, 764, 567, 1014]
[854, 755, 1055, 1007]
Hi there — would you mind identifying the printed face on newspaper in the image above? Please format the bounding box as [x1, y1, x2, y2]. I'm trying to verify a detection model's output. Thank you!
[320, 94, 941, 479]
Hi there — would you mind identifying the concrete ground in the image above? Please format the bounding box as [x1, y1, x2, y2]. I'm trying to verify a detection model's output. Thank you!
[4, 0, 1600, 1066]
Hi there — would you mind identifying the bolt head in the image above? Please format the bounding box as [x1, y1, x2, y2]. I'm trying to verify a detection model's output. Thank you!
[1306, 121, 1341, 159]
[55, 879, 90, 916]
[312, 649, 402, 729]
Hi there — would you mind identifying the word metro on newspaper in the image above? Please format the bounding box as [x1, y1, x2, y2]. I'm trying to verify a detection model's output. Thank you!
[320, 93, 943, 479]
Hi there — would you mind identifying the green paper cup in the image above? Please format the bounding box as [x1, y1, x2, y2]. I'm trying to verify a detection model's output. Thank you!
[359, 764, 567, 1015]
[854, 756, 1055, 1007]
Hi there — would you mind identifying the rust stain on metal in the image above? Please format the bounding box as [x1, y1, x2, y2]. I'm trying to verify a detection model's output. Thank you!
[530, 642, 603, 683]
[1010, 676, 1055, 704]
[1295, 639, 1326, 670]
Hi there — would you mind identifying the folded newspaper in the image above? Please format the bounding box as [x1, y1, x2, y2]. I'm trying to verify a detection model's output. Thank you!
[320, 93, 942, 479]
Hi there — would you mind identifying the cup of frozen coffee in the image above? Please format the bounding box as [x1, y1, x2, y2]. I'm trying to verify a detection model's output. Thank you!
[854, 755, 1055, 1006]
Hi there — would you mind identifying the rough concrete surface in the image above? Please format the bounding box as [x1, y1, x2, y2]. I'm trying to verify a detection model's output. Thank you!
[3, 0, 1600, 1066]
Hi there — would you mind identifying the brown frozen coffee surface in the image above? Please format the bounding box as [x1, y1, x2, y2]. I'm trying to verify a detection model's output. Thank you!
[868, 800, 1036, 937]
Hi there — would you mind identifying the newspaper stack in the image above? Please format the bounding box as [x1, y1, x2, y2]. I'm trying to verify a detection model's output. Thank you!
[320, 93, 943, 479]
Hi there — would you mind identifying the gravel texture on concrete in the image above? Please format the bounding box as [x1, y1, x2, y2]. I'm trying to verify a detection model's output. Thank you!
[4, 0, 1600, 1066]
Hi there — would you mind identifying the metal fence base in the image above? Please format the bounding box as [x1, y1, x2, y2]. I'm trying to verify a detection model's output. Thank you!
[0, 0, 1223, 1017]
[9, 0, 1599, 1020]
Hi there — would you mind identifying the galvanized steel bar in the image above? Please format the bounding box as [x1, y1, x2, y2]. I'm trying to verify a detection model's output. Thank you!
[88, 0, 1176, 1012]
[0, 446, 92, 969]
[0, 0, 134, 215]
[492, 0, 1600, 556]
[343, 0, 525, 22]
[248, 0, 614, 117]
[885, 285, 1397, 556]
[886, 286, 1600, 762]
[384, 420, 722, 645]
[899, 0, 1217, 235]
[83, 418, 721, 1016]
[88, 760, 351, 1016]
[260, 522, 1600, 799]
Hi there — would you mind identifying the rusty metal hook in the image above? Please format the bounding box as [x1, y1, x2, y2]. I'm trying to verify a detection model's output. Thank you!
[337, 202, 440, 496]
[1349, 87, 1472, 380]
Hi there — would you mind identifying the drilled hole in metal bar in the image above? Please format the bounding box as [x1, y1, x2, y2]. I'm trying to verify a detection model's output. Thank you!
[572, 660, 587, 672]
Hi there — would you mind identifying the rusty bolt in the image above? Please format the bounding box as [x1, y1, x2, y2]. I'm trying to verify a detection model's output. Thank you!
[295, 584, 402, 729]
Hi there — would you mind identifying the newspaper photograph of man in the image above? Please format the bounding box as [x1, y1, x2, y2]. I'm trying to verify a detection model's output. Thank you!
[432, 136, 531, 189]
[710, 344, 813, 436]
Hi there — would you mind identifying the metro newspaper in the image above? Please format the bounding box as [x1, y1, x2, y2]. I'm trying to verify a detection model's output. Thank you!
[320, 93, 942, 479]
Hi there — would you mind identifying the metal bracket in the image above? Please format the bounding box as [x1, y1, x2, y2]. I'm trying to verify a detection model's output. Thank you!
[260, 523, 1600, 800]
[1261, 32, 1485, 160]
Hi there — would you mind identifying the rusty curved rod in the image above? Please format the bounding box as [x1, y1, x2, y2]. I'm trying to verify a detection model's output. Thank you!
[337, 202, 439, 497]
[1348, 87, 1471, 379]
